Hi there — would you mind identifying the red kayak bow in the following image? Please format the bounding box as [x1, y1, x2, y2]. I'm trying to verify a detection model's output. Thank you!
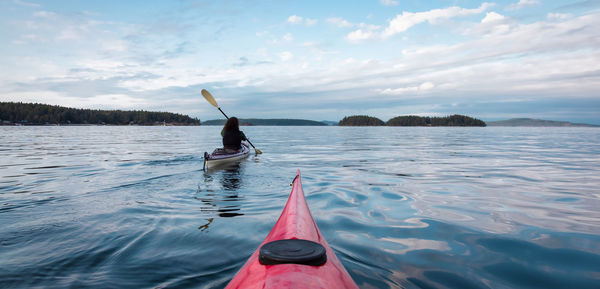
[225, 170, 359, 289]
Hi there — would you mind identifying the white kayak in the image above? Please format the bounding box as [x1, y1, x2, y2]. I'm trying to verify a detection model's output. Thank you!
[203, 141, 250, 170]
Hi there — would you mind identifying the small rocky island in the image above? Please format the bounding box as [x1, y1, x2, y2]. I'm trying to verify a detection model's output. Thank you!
[339, 114, 486, 126]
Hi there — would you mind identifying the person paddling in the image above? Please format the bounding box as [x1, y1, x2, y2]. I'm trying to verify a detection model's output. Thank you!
[221, 117, 247, 151]
[202, 89, 261, 154]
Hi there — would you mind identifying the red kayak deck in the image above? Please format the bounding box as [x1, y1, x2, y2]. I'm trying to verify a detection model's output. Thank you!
[225, 170, 358, 289]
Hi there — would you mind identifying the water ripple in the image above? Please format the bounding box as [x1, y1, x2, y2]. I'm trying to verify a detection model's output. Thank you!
[1, 126, 599, 289]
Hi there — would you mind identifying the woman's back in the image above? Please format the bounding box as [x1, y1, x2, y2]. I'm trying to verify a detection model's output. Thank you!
[221, 117, 247, 150]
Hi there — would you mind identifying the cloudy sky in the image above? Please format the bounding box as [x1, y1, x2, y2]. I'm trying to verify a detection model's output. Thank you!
[1, 0, 599, 123]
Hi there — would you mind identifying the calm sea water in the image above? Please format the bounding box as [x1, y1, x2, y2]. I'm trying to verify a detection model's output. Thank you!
[1, 126, 599, 289]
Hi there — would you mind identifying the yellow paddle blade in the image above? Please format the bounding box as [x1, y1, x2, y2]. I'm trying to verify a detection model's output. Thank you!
[201, 89, 219, 108]
[254, 148, 263, 155]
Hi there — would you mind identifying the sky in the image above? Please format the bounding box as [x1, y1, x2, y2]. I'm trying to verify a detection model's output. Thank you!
[1, 0, 599, 124]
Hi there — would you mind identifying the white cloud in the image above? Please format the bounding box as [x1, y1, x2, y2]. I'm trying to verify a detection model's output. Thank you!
[475, 12, 512, 34]
[380, 0, 399, 7]
[283, 33, 293, 42]
[101, 39, 128, 52]
[268, 33, 297, 44]
[287, 15, 303, 24]
[379, 82, 435, 95]
[33, 11, 57, 18]
[13, 0, 40, 7]
[12, 33, 47, 44]
[347, 23, 381, 42]
[58, 27, 83, 40]
[347, 29, 376, 42]
[507, 0, 540, 11]
[279, 51, 293, 61]
[327, 17, 354, 28]
[547, 13, 573, 21]
[380, 13, 600, 98]
[346, 3, 493, 41]
[257, 11, 600, 112]
[287, 15, 317, 26]
[420, 82, 435, 90]
[0, 91, 148, 110]
[382, 3, 493, 38]
[20, 10, 107, 45]
[255, 30, 269, 37]
[86, 94, 149, 108]
[482, 12, 505, 23]
[359, 23, 381, 30]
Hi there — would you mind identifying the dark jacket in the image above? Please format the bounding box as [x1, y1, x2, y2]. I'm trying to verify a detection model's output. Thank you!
[221, 129, 247, 149]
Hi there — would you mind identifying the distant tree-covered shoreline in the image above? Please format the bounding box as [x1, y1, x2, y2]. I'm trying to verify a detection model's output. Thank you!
[338, 115, 385, 126]
[203, 118, 327, 126]
[0, 102, 200, 125]
[339, 114, 486, 126]
[387, 115, 486, 126]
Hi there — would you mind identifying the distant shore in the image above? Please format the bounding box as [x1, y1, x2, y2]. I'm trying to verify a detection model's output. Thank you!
[486, 118, 599, 127]
[202, 118, 327, 126]
[3, 102, 598, 127]
[0, 123, 199, 126]
[339, 114, 486, 126]
[0, 102, 200, 126]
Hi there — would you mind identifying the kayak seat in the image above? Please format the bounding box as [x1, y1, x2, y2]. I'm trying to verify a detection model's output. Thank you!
[259, 239, 327, 266]
[211, 147, 241, 156]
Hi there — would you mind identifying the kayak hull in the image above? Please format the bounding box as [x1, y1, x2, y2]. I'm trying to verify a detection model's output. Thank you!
[203, 141, 250, 170]
[224, 171, 358, 289]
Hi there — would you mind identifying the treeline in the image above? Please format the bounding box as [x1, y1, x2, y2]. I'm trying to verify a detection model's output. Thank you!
[339, 114, 486, 126]
[0, 102, 200, 125]
[338, 115, 384, 126]
[203, 118, 327, 126]
[388, 115, 486, 126]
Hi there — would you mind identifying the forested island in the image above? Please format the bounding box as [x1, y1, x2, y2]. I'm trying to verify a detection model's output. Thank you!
[203, 118, 327, 126]
[0, 102, 200, 125]
[339, 114, 486, 126]
[338, 115, 385, 126]
[387, 115, 486, 126]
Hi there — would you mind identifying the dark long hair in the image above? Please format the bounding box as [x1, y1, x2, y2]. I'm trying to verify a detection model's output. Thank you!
[223, 117, 240, 131]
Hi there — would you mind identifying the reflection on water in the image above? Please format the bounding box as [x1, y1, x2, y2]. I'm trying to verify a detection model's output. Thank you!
[219, 164, 243, 191]
[195, 165, 245, 232]
[198, 218, 214, 232]
[1, 126, 599, 289]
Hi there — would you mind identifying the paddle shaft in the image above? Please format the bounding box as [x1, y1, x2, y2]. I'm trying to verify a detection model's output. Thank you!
[217, 107, 229, 119]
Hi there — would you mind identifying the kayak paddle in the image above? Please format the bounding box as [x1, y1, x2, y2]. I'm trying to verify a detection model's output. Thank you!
[201, 89, 263, 154]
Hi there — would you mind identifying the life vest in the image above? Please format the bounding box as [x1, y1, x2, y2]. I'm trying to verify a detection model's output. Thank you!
[223, 130, 242, 149]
